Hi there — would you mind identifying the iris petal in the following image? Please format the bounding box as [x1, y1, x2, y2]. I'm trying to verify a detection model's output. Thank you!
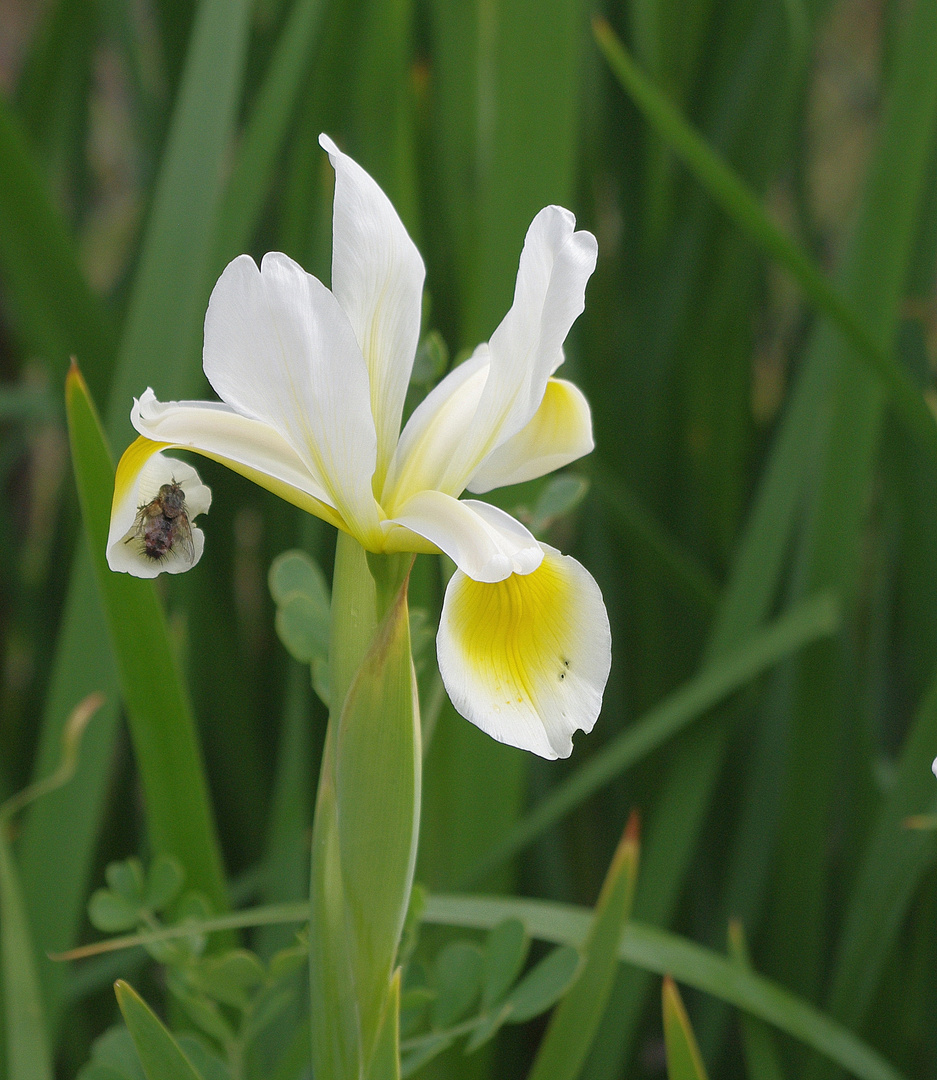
[466, 378, 594, 493]
[386, 490, 542, 582]
[431, 207, 597, 496]
[107, 448, 210, 577]
[320, 134, 425, 489]
[202, 251, 381, 543]
[436, 546, 610, 758]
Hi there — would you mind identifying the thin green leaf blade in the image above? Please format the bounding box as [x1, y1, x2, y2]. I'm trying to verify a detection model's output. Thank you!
[114, 981, 204, 1080]
[527, 817, 640, 1080]
[663, 976, 709, 1080]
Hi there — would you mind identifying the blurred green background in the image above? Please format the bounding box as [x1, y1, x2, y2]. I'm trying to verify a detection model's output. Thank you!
[2, 0, 937, 1075]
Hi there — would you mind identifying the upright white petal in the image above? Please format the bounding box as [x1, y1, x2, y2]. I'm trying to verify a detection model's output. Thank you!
[386, 490, 542, 583]
[467, 378, 594, 493]
[437, 546, 610, 759]
[385, 347, 489, 505]
[203, 252, 381, 545]
[107, 452, 210, 578]
[319, 134, 426, 488]
[434, 207, 597, 495]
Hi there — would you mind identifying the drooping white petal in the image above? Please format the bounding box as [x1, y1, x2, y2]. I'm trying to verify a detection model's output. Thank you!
[385, 490, 542, 582]
[132, 390, 337, 510]
[437, 546, 610, 759]
[432, 207, 598, 495]
[319, 134, 426, 488]
[107, 449, 210, 578]
[203, 252, 381, 544]
[467, 378, 593, 493]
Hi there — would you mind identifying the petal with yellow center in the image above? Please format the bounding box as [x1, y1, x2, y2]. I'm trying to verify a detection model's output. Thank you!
[437, 546, 610, 759]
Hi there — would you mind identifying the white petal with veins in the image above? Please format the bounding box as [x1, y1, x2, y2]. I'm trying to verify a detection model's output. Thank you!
[202, 252, 381, 543]
[320, 134, 425, 488]
[437, 545, 610, 758]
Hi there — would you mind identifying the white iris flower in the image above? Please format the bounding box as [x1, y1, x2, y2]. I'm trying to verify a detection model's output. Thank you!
[107, 134, 610, 759]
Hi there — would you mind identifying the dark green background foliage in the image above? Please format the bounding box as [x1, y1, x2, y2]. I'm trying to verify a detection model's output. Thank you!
[1, 0, 936, 1076]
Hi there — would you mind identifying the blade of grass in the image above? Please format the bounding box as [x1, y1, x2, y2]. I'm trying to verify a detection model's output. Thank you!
[65, 366, 228, 907]
[527, 816, 640, 1080]
[464, 591, 839, 884]
[663, 976, 709, 1080]
[760, 0, 937, 1000]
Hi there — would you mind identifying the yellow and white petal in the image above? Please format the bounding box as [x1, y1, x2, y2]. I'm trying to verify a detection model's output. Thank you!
[202, 252, 382, 544]
[466, 378, 593, 494]
[320, 134, 426, 489]
[106, 446, 211, 578]
[386, 490, 543, 582]
[431, 207, 597, 495]
[437, 546, 610, 759]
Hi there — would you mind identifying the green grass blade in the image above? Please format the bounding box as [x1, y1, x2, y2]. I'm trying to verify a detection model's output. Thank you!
[592, 17, 937, 469]
[104, 0, 254, 437]
[421, 895, 907, 1080]
[0, 829, 54, 1080]
[663, 977, 709, 1080]
[18, 0, 254, 1028]
[210, 0, 326, 264]
[65, 365, 227, 909]
[527, 818, 640, 1080]
[464, 592, 840, 883]
[115, 980, 204, 1080]
[819, 666, 937, 1034]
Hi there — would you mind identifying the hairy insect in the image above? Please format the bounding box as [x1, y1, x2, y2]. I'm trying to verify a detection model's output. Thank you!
[125, 481, 195, 562]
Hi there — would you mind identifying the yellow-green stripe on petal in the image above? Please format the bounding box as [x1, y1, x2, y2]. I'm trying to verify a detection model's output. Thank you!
[437, 545, 610, 759]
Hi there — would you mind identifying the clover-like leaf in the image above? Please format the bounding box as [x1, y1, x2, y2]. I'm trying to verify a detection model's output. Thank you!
[144, 855, 185, 912]
[88, 890, 142, 933]
[482, 918, 529, 1009]
[105, 859, 146, 906]
[432, 940, 484, 1028]
[503, 944, 581, 1023]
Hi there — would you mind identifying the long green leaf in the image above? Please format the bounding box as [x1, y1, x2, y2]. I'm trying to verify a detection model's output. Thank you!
[527, 818, 640, 1080]
[19, 0, 254, 1028]
[0, 95, 115, 394]
[663, 977, 709, 1080]
[65, 365, 227, 908]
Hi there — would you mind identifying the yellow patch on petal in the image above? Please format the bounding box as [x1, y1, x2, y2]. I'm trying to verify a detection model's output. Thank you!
[447, 557, 575, 704]
[437, 547, 610, 759]
[112, 436, 171, 512]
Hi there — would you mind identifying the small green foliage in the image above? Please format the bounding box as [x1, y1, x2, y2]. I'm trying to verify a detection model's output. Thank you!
[399, 919, 582, 1075]
[76, 1026, 147, 1080]
[89, 856, 185, 934]
[528, 474, 590, 535]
